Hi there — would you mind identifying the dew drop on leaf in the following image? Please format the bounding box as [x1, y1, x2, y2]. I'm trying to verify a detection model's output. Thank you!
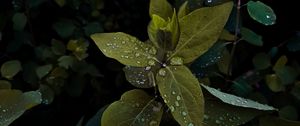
[158, 69, 166, 76]
[170, 57, 183, 65]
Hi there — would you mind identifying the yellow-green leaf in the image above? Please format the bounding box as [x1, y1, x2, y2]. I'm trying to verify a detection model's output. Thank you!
[265, 74, 284, 92]
[156, 66, 204, 126]
[170, 2, 233, 64]
[166, 10, 180, 50]
[148, 15, 167, 48]
[219, 29, 235, 41]
[91, 32, 157, 67]
[0, 90, 42, 126]
[101, 89, 163, 126]
[1, 60, 22, 79]
[252, 53, 271, 70]
[0, 80, 11, 89]
[149, 0, 173, 20]
[178, 1, 188, 19]
[273, 55, 288, 71]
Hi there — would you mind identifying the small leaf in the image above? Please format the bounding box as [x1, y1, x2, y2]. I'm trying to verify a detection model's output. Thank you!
[273, 55, 288, 71]
[85, 105, 109, 126]
[51, 39, 66, 55]
[275, 66, 299, 85]
[241, 27, 263, 46]
[12, 13, 27, 31]
[247, 1, 276, 25]
[252, 53, 271, 70]
[260, 116, 300, 126]
[231, 79, 253, 97]
[101, 89, 163, 126]
[279, 105, 298, 121]
[178, 1, 188, 19]
[286, 36, 300, 52]
[156, 66, 204, 126]
[67, 39, 89, 60]
[58, 55, 76, 69]
[149, 0, 173, 20]
[123, 66, 155, 88]
[36, 64, 53, 79]
[1, 60, 22, 79]
[170, 2, 233, 64]
[202, 85, 277, 111]
[91, 32, 157, 67]
[0, 90, 41, 126]
[217, 48, 230, 75]
[219, 29, 235, 41]
[265, 74, 284, 92]
[53, 20, 76, 38]
[0, 80, 11, 89]
[268, 47, 278, 58]
[84, 22, 103, 36]
[38, 84, 55, 105]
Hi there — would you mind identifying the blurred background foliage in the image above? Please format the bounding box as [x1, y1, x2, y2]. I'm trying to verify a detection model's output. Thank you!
[0, 0, 300, 125]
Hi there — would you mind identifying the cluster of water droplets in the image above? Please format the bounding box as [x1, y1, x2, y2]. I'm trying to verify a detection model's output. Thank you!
[134, 101, 163, 126]
[124, 66, 154, 88]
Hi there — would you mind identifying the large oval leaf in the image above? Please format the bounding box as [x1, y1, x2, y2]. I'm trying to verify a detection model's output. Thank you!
[1, 60, 22, 79]
[101, 89, 163, 126]
[91, 32, 157, 67]
[247, 1, 276, 25]
[170, 2, 233, 64]
[0, 90, 42, 126]
[156, 66, 204, 126]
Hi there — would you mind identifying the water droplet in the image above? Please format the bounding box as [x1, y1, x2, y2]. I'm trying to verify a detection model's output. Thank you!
[137, 61, 141, 64]
[159, 69, 166, 76]
[266, 15, 270, 18]
[215, 120, 221, 124]
[121, 41, 126, 44]
[172, 91, 176, 95]
[204, 114, 209, 120]
[145, 66, 151, 71]
[176, 96, 181, 100]
[188, 123, 194, 126]
[149, 47, 157, 55]
[169, 106, 175, 112]
[149, 120, 158, 126]
[2, 109, 7, 112]
[175, 101, 180, 107]
[182, 111, 187, 116]
[141, 118, 145, 122]
[219, 117, 224, 120]
[207, 0, 212, 3]
[148, 60, 156, 66]
[135, 53, 140, 57]
[170, 57, 183, 65]
[134, 47, 138, 50]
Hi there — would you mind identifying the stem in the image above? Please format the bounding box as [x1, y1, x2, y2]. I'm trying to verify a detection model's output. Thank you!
[227, 0, 241, 76]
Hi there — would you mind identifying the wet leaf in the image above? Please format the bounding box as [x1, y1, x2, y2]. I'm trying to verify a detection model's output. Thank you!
[123, 66, 154, 88]
[0, 80, 11, 89]
[241, 27, 263, 46]
[91, 32, 157, 67]
[101, 89, 163, 126]
[12, 13, 27, 31]
[156, 66, 204, 126]
[149, 0, 172, 20]
[247, 1, 276, 25]
[53, 20, 76, 38]
[38, 84, 54, 105]
[252, 53, 271, 70]
[202, 85, 277, 111]
[265, 74, 284, 92]
[58, 55, 76, 69]
[275, 66, 299, 85]
[260, 116, 300, 126]
[171, 2, 233, 64]
[0, 90, 42, 126]
[1, 60, 22, 79]
[273, 55, 288, 71]
[36, 64, 53, 79]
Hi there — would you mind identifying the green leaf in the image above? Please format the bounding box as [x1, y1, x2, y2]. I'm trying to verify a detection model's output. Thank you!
[1, 60, 22, 79]
[286, 36, 300, 52]
[149, 0, 173, 20]
[84, 22, 103, 36]
[67, 39, 89, 60]
[265, 74, 284, 92]
[274, 66, 299, 85]
[53, 20, 76, 38]
[260, 116, 300, 126]
[217, 48, 230, 75]
[273, 55, 288, 71]
[252, 53, 271, 70]
[247, 1, 276, 25]
[58, 56, 76, 69]
[12, 13, 27, 31]
[36, 64, 53, 79]
[91, 32, 157, 67]
[101, 89, 163, 126]
[156, 66, 204, 126]
[202, 85, 277, 111]
[0, 80, 11, 89]
[123, 66, 155, 88]
[178, 1, 188, 19]
[51, 39, 66, 55]
[219, 30, 235, 41]
[170, 2, 233, 64]
[148, 15, 168, 48]
[279, 105, 298, 121]
[38, 84, 55, 105]
[0, 90, 42, 126]
[241, 27, 263, 46]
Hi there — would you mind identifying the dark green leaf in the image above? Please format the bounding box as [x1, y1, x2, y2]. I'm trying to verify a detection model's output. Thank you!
[123, 66, 155, 88]
[36, 64, 53, 79]
[91, 32, 157, 67]
[156, 66, 204, 126]
[170, 2, 233, 64]
[28, 0, 47, 8]
[275, 66, 299, 85]
[53, 20, 76, 38]
[149, 0, 173, 20]
[1, 60, 22, 79]
[84, 22, 103, 36]
[279, 105, 298, 121]
[188, 0, 204, 11]
[252, 53, 271, 70]
[241, 27, 263, 46]
[260, 116, 300, 126]
[101, 89, 163, 126]
[12, 13, 27, 31]
[58, 56, 76, 69]
[51, 39, 66, 55]
[286, 36, 300, 52]
[247, 1, 276, 25]
[38, 84, 55, 105]
[0, 80, 11, 89]
[22, 61, 38, 85]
